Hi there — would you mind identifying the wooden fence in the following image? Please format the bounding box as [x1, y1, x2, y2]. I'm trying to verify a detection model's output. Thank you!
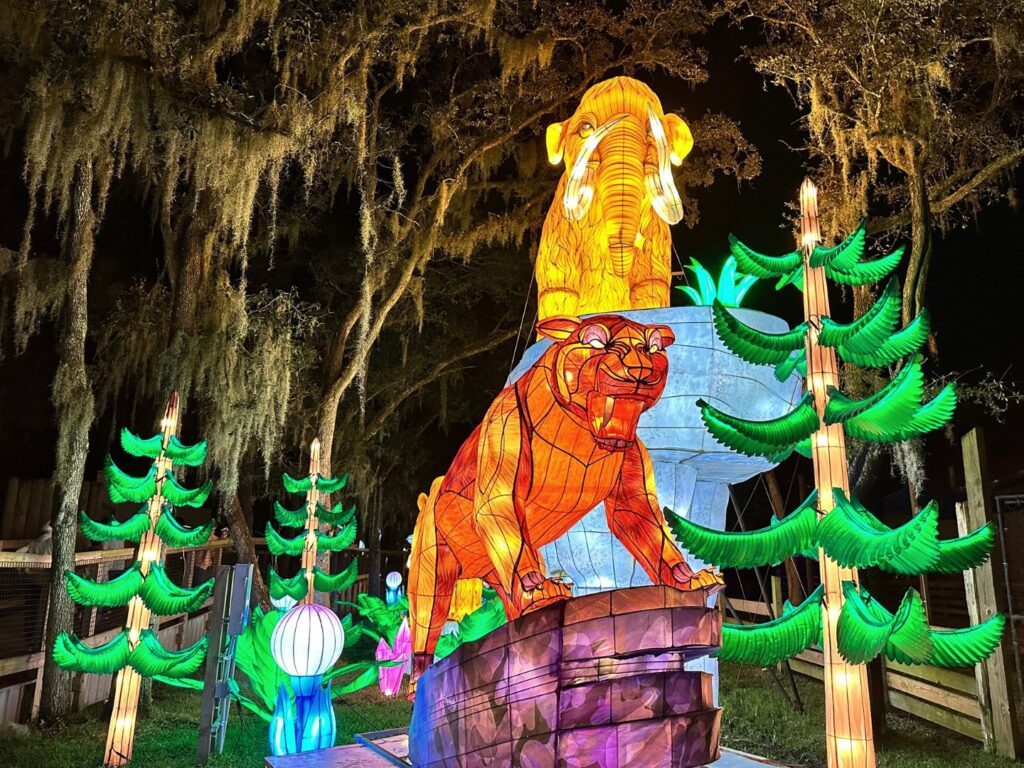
[0, 538, 375, 725]
[723, 589, 986, 743]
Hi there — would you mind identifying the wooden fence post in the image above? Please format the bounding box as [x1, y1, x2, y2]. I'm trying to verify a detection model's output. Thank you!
[960, 427, 1022, 759]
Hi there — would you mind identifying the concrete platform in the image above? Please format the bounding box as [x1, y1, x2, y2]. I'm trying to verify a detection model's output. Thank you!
[264, 730, 786, 768]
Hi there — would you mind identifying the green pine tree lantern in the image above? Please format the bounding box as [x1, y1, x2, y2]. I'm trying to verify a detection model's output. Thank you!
[667, 181, 1004, 768]
[51, 390, 214, 768]
[265, 438, 358, 607]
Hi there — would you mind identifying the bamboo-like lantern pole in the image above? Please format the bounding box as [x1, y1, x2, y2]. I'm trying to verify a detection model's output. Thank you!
[799, 180, 876, 768]
[103, 391, 180, 767]
[300, 438, 322, 604]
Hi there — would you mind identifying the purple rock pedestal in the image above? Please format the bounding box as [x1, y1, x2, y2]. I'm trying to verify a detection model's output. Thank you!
[409, 586, 722, 768]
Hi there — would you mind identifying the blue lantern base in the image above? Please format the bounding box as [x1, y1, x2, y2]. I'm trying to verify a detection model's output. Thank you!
[269, 675, 337, 756]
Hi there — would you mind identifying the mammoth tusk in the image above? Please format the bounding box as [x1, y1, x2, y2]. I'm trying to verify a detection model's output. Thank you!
[562, 115, 626, 222]
[646, 105, 684, 225]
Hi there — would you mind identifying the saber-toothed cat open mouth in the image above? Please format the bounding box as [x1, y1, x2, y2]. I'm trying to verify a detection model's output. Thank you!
[586, 392, 645, 447]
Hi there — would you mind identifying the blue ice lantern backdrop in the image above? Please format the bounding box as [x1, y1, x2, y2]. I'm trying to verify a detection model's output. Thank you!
[269, 603, 344, 755]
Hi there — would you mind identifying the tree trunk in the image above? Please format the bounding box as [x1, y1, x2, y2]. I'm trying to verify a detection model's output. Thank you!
[903, 158, 934, 326]
[171, 188, 216, 337]
[228, 494, 270, 610]
[40, 162, 97, 723]
[314, 393, 343, 607]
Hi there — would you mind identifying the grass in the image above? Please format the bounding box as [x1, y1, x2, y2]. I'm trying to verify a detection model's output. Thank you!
[0, 685, 411, 768]
[0, 663, 1014, 768]
[719, 662, 1017, 768]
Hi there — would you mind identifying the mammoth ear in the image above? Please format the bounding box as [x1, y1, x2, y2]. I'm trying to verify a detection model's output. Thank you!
[536, 315, 581, 341]
[546, 121, 567, 166]
[663, 114, 693, 166]
[648, 326, 676, 350]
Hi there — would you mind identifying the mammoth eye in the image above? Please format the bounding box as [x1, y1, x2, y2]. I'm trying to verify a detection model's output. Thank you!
[578, 122, 594, 138]
[649, 342, 661, 353]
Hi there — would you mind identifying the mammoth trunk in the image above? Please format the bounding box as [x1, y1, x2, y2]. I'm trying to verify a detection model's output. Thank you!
[597, 156, 645, 277]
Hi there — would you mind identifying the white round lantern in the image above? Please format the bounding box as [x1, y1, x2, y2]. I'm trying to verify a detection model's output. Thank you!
[385, 571, 403, 590]
[270, 603, 344, 677]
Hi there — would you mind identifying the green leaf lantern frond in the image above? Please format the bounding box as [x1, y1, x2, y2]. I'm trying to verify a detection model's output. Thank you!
[235, 608, 288, 712]
[677, 257, 759, 308]
[140, 564, 214, 614]
[826, 245, 903, 286]
[266, 524, 307, 557]
[78, 509, 151, 543]
[718, 584, 824, 665]
[273, 500, 309, 528]
[712, 300, 808, 366]
[679, 258, 719, 306]
[282, 473, 313, 493]
[53, 631, 131, 674]
[166, 437, 208, 467]
[318, 501, 355, 527]
[716, 257, 760, 308]
[810, 222, 866, 269]
[120, 429, 163, 459]
[728, 234, 802, 278]
[930, 522, 995, 574]
[155, 507, 214, 548]
[269, 568, 309, 601]
[313, 559, 359, 592]
[840, 312, 930, 368]
[775, 267, 804, 292]
[819, 490, 940, 572]
[837, 584, 932, 665]
[65, 564, 144, 607]
[435, 593, 509, 661]
[928, 615, 1006, 667]
[104, 457, 157, 503]
[817, 278, 901, 349]
[697, 392, 820, 462]
[775, 350, 807, 382]
[347, 593, 409, 646]
[318, 522, 357, 552]
[889, 383, 957, 441]
[315, 474, 349, 494]
[824, 356, 955, 442]
[162, 471, 213, 508]
[131, 631, 207, 678]
[664, 490, 818, 569]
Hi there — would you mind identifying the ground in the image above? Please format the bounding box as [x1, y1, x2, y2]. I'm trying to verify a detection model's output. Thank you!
[0, 663, 1015, 768]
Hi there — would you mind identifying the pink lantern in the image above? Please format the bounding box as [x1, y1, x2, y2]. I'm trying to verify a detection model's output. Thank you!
[376, 618, 411, 697]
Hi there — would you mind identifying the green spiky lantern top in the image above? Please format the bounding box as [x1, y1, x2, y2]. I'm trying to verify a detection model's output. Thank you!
[265, 461, 359, 604]
[54, 423, 214, 680]
[678, 219, 1003, 671]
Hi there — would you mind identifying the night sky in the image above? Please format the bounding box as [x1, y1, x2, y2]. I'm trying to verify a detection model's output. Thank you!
[1, 21, 1022, 537]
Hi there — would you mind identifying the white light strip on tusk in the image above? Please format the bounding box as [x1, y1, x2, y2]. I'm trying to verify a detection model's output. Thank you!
[562, 115, 626, 221]
[646, 105, 684, 225]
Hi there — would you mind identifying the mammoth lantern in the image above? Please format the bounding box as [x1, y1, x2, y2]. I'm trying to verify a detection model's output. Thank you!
[538, 77, 693, 321]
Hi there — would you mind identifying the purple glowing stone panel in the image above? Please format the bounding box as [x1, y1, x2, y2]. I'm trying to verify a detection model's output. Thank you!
[409, 586, 722, 768]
